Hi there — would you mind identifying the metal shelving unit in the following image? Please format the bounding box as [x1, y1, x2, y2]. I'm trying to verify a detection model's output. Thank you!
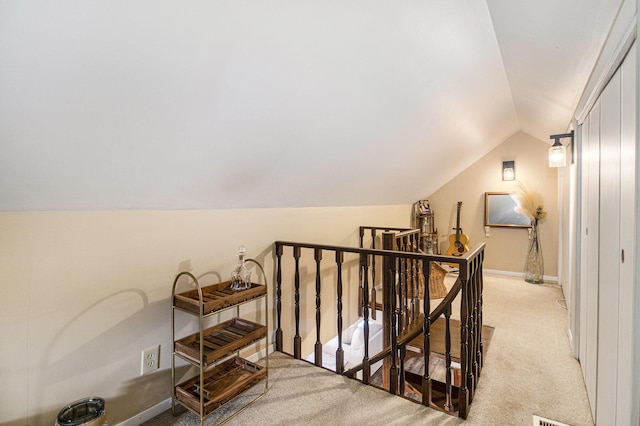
[171, 260, 268, 425]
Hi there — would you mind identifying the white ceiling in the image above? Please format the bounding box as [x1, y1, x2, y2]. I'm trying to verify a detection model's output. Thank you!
[487, 0, 623, 142]
[0, 1, 625, 212]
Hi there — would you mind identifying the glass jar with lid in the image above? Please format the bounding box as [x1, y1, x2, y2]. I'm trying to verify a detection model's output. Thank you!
[230, 245, 251, 291]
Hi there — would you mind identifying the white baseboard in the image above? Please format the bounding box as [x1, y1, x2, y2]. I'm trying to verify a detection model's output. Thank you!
[484, 268, 558, 283]
[117, 345, 275, 425]
[116, 397, 172, 426]
[483, 268, 522, 277]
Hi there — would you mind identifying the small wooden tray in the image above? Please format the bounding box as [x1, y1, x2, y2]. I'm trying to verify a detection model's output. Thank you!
[175, 318, 267, 367]
[174, 281, 266, 316]
[175, 357, 266, 416]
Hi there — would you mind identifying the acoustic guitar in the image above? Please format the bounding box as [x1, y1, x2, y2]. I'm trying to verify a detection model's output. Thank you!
[445, 201, 470, 257]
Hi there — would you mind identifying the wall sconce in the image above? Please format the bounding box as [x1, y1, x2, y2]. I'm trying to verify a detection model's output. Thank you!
[502, 160, 515, 181]
[549, 130, 574, 167]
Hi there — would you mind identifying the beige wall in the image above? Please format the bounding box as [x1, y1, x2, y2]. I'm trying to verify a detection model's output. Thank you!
[426, 131, 559, 277]
[0, 205, 410, 425]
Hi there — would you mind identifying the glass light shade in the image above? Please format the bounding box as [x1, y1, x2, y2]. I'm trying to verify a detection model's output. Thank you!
[503, 168, 515, 181]
[549, 144, 566, 167]
[502, 160, 515, 181]
[503, 168, 515, 180]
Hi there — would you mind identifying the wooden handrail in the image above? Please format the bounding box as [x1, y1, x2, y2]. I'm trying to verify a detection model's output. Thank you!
[275, 240, 467, 265]
[274, 232, 485, 419]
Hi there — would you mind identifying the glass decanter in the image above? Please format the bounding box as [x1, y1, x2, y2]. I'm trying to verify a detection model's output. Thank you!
[230, 245, 252, 292]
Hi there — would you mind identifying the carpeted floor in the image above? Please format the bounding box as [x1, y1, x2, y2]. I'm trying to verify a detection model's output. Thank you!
[144, 274, 594, 426]
[463, 275, 593, 426]
[147, 352, 460, 425]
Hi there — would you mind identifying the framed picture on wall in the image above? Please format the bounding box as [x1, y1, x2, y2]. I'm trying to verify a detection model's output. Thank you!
[484, 192, 531, 227]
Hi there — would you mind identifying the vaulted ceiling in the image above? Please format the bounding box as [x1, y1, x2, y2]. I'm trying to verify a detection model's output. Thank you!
[0, 1, 624, 211]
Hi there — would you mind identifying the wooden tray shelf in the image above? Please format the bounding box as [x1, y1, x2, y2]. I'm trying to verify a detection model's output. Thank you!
[175, 357, 266, 416]
[174, 281, 266, 316]
[175, 318, 267, 367]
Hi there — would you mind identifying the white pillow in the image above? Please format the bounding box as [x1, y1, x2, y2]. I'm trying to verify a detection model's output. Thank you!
[351, 326, 364, 350]
[342, 321, 360, 345]
[351, 321, 383, 351]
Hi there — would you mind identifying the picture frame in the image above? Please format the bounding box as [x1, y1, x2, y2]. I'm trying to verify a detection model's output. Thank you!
[484, 192, 531, 228]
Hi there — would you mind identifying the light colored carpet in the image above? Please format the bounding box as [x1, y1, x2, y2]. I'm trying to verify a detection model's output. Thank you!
[145, 274, 594, 426]
[464, 275, 593, 426]
[148, 352, 460, 426]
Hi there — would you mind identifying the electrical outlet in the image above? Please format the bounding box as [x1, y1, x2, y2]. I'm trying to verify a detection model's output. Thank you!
[141, 345, 160, 375]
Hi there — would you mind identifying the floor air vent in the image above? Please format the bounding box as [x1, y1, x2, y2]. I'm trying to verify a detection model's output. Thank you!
[532, 415, 570, 426]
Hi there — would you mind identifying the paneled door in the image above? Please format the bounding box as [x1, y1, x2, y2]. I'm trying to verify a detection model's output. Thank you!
[596, 63, 622, 426]
[614, 41, 636, 426]
[579, 98, 600, 420]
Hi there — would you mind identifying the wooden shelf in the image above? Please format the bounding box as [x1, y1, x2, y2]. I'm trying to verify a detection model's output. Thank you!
[175, 318, 267, 367]
[175, 357, 267, 416]
[174, 281, 266, 316]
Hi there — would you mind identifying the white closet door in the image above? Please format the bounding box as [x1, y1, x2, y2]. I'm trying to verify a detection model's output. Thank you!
[578, 120, 588, 376]
[615, 42, 636, 425]
[596, 68, 621, 425]
[584, 100, 600, 419]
